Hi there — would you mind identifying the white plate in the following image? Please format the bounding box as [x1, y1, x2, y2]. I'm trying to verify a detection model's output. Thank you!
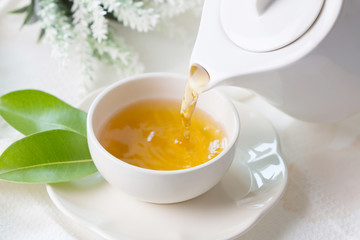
[46, 92, 287, 240]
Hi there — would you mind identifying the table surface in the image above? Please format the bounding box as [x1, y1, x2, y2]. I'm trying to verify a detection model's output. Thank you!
[1, 2, 360, 240]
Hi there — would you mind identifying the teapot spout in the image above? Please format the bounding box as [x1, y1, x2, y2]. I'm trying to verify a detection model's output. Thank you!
[189, 0, 250, 86]
[189, 0, 285, 91]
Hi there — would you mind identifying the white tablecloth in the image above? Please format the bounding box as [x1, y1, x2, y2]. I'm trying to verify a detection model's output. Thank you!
[1, 2, 360, 240]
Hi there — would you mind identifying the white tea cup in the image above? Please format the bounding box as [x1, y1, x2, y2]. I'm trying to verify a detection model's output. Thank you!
[87, 73, 240, 203]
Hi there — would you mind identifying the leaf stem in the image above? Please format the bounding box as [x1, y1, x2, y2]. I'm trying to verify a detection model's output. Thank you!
[0, 159, 93, 175]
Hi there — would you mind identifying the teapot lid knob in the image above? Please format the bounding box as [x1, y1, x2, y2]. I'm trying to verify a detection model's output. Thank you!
[220, 0, 325, 52]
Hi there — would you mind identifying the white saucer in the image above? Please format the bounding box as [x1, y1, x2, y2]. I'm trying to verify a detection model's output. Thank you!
[46, 92, 287, 240]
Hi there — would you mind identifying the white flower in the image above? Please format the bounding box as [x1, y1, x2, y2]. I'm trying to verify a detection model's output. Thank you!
[72, 0, 108, 42]
[101, 0, 160, 32]
[88, 32, 144, 75]
[35, 0, 203, 94]
[145, 0, 203, 19]
[38, 0, 75, 65]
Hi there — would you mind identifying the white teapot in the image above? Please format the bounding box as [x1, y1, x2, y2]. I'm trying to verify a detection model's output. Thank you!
[190, 0, 360, 122]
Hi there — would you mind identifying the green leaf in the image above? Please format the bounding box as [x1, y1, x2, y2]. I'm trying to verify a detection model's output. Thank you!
[37, 28, 46, 43]
[22, 0, 39, 27]
[0, 130, 97, 183]
[0, 90, 87, 136]
[9, 5, 29, 14]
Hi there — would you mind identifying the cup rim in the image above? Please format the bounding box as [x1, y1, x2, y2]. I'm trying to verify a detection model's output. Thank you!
[87, 72, 240, 175]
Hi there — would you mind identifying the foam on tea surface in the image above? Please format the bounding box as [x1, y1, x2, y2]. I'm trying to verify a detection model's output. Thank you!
[99, 99, 226, 170]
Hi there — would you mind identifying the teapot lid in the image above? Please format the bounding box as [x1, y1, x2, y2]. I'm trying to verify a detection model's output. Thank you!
[220, 0, 325, 52]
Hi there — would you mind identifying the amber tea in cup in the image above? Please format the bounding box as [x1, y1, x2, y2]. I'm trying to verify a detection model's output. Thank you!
[87, 73, 239, 203]
[98, 99, 227, 171]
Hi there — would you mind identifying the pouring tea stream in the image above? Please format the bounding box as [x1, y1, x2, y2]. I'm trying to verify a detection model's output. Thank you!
[189, 0, 360, 122]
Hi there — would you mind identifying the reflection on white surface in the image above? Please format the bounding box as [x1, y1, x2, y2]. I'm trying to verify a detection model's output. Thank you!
[245, 139, 283, 189]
